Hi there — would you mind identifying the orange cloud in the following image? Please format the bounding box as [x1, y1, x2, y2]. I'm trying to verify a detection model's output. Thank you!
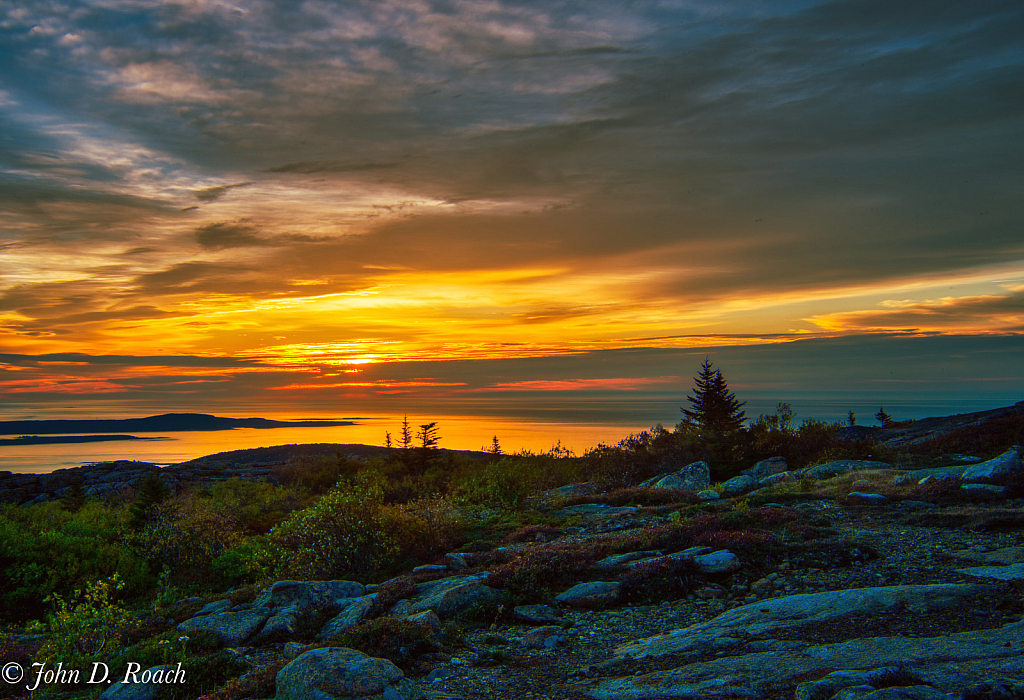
[809, 292, 1024, 334]
[476, 376, 681, 392]
[270, 380, 467, 390]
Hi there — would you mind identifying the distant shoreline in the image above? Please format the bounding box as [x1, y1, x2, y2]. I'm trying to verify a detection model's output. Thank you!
[0, 412, 355, 436]
[0, 435, 165, 446]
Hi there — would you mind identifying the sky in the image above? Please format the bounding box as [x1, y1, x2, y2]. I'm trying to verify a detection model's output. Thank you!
[1, 0, 1022, 426]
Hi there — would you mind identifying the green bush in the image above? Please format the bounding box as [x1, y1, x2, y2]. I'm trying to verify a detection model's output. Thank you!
[207, 478, 302, 534]
[326, 618, 442, 672]
[132, 494, 242, 589]
[252, 478, 400, 581]
[0, 501, 152, 623]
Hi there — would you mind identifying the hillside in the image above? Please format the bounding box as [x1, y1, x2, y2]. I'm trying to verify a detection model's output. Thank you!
[1, 404, 1022, 700]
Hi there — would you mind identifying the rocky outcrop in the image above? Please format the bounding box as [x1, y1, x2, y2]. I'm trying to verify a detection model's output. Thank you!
[836, 402, 1024, 449]
[275, 648, 422, 700]
[611, 584, 996, 663]
[798, 460, 894, 480]
[960, 447, 1022, 482]
[638, 461, 710, 492]
[0, 460, 277, 505]
[587, 619, 1024, 700]
[178, 609, 273, 647]
[555, 582, 621, 609]
[177, 579, 368, 647]
[391, 575, 501, 619]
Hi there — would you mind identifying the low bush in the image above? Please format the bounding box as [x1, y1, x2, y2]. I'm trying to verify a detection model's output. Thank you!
[132, 494, 242, 589]
[560, 487, 696, 508]
[325, 618, 442, 673]
[251, 479, 400, 582]
[485, 543, 610, 603]
[618, 556, 697, 603]
[0, 501, 152, 623]
[498, 524, 563, 545]
[369, 577, 418, 617]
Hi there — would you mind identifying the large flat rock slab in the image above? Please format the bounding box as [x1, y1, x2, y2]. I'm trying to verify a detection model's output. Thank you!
[951, 547, 1024, 566]
[391, 574, 501, 619]
[178, 609, 272, 647]
[958, 563, 1024, 581]
[587, 620, 1024, 700]
[612, 584, 995, 663]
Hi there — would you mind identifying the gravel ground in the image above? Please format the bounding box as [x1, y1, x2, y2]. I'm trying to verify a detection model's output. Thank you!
[427, 500, 1024, 700]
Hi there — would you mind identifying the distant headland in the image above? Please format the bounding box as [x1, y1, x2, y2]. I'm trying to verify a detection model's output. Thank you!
[0, 434, 164, 446]
[0, 413, 355, 436]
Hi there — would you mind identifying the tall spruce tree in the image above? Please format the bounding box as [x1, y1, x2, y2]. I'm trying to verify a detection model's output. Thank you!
[681, 357, 746, 435]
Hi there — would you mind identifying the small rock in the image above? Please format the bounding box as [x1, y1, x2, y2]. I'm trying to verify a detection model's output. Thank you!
[961, 483, 1008, 500]
[697, 489, 721, 501]
[514, 604, 563, 625]
[194, 599, 232, 616]
[555, 582, 621, 609]
[177, 609, 271, 647]
[595, 551, 663, 570]
[637, 461, 710, 492]
[720, 475, 756, 497]
[846, 492, 889, 506]
[692, 550, 741, 574]
[283, 642, 308, 659]
[743, 457, 789, 481]
[406, 609, 443, 633]
[522, 625, 569, 649]
[444, 553, 468, 570]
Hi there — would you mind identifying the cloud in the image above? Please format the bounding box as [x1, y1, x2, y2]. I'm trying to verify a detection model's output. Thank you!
[193, 182, 253, 202]
[194, 222, 266, 249]
[809, 291, 1024, 333]
[1, 0, 1022, 390]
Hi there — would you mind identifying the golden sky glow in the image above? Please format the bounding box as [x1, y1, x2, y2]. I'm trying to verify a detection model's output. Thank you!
[1, 0, 1022, 419]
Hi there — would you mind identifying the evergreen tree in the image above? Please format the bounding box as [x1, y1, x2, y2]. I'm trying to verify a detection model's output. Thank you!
[489, 435, 502, 456]
[61, 478, 86, 512]
[129, 473, 171, 529]
[416, 422, 440, 465]
[400, 415, 413, 451]
[875, 407, 895, 427]
[681, 357, 746, 435]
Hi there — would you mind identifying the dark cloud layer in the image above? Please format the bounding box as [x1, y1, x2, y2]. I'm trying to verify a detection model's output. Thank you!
[1, 0, 1022, 412]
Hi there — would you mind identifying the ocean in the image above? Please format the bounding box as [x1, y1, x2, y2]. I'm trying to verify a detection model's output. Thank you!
[0, 396, 1013, 474]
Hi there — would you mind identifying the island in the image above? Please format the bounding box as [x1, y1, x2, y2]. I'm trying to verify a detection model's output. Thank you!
[0, 434, 165, 446]
[0, 413, 355, 436]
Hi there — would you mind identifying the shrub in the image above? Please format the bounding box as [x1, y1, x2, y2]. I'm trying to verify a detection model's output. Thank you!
[252, 479, 400, 581]
[560, 487, 696, 508]
[369, 577, 418, 617]
[35, 575, 134, 672]
[195, 659, 287, 700]
[207, 478, 302, 534]
[618, 556, 696, 603]
[272, 453, 363, 494]
[485, 543, 610, 603]
[0, 501, 152, 623]
[326, 618, 442, 672]
[456, 458, 535, 510]
[132, 494, 242, 588]
[499, 524, 564, 545]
